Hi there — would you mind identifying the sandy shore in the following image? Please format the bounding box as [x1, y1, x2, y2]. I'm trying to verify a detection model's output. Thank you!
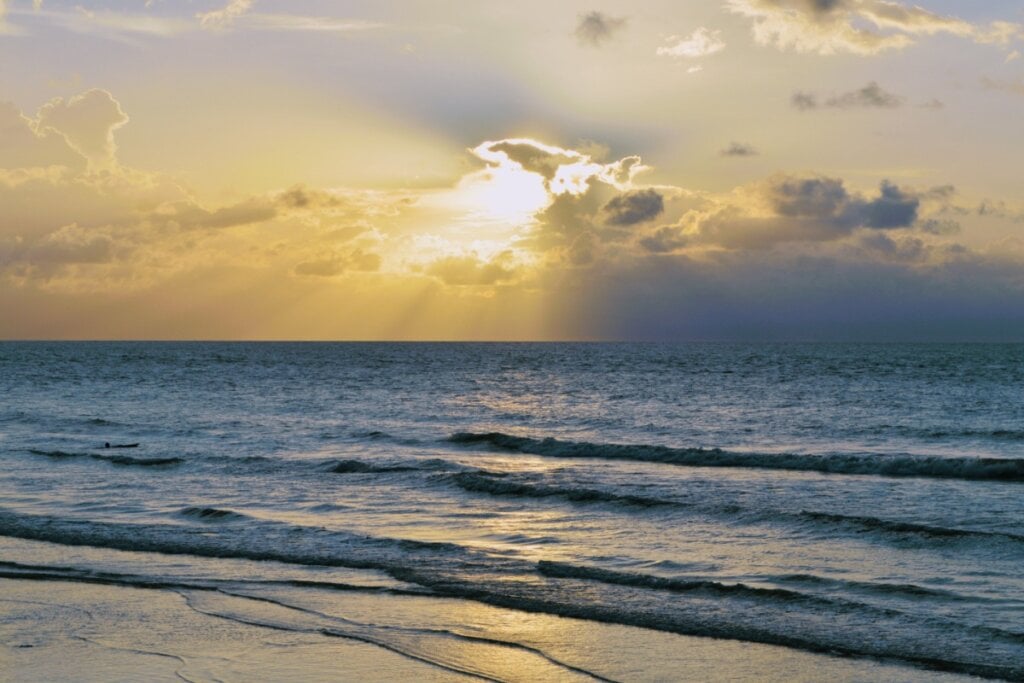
[0, 576, 980, 682]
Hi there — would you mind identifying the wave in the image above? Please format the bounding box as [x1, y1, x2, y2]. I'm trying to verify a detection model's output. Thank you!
[0, 508, 1020, 679]
[874, 425, 1024, 442]
[96, 454, 182, 467]
[350, 429, 391, 440]
[772, 573, 980, 602]
[179, 507, 248, 522]
[0, 508, 471, 576]
[440, 469, 1023, 550]
[797, 511, 1024, 545]
[448, 432, 1024, 482]
[328, 459, 421, 474]
[27, 449, 183, 468]
[22, 448, 462, 476]
[447, 471, 677, 508]
[537, 561, 839, 607]
[85, 417, 122, 427]
[27, 449, 86, 459]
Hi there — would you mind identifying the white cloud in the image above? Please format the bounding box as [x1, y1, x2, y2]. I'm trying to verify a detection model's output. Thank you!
[657, 27, 726, 58]
[727, 0, 1022, 55]
[35, 90, 129, 169]
[197, 0, 253, 30]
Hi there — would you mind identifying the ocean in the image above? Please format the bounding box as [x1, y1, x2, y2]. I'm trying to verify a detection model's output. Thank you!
[1, 342, 1022, 681]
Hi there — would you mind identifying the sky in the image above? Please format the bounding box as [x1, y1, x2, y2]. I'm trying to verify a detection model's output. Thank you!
[1, 0, 1023, 340]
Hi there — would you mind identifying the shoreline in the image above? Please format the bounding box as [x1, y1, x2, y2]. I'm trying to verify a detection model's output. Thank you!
[1, 576, 983, 682]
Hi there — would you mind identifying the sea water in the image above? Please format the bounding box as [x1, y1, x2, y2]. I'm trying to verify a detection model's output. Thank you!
[1, 342, 1022, 680]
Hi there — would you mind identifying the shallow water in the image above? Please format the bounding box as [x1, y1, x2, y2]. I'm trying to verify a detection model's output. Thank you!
[1, 342, 1022, 680]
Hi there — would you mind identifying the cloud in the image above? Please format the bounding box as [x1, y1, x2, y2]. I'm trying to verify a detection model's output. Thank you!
[17, 5, 380, 39]
[34, 90, 129, 168]
[982, 77, 1024, 96]
[0, 91, 414, 292]
[42, 7, 192, 38]
[0, 101, 84, 170]
[825, 81, 904, 108]
[575, 11, 626, 47]
[657, 27, 726, 58]
[243, 15, 384, 33]
[644, 174, 921, 251]
[790, 91, 818, 111]
[483, 140, 583, 181]
[294, 249, 381, 277]
[793, 82, 903, 110]
[0, 0, 17, 36]
[549, 246, 1024, 341]
[639, 225, 691, 253]
[727, 0, 1021, 55]
[4, 80, 1023, 341]
[721, 142, 759, 157]
[470, 138, 647, 198]
[198, 0, 254, 30]
[603, 189, 665, 226]
[426, 251, 519, 286]
[0, 223, 116, 273]
[153, 198, 277, 231]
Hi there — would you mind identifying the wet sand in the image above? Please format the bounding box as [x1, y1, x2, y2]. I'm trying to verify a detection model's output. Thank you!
[1, 577, 980, 682]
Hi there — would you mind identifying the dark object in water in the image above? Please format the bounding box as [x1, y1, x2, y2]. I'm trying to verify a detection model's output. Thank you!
[103, 442, 140, 449]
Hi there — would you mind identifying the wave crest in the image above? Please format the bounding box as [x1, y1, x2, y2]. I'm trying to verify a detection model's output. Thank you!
[448, 432, 1024, 482]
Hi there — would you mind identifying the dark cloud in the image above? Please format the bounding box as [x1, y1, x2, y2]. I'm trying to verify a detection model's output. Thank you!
[639, 226, 690, 253]
[793, 82, 904, 110]
[769, 175, 919, 230]
[603, 189, 665, 226]
[575, 11, 627, 47]
[827, 82, 903, 108]
[721, 142, 759, 157]
[486, 141, 580, 180]
[855, 180, 919, 228]
[694, 175, 920, 249]
[545, 248, 1024, 341]
[813, 0, 845, 10]
[768, 175, 850, 218]
[791, 92, 818, 111]
[857, 232, 928, 263]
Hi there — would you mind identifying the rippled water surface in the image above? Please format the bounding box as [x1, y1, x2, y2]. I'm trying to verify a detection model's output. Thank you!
[1, 342, 1022, 681]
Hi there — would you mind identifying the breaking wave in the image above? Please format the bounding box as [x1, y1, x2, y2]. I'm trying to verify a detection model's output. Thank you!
[448, 432, 1024, 482]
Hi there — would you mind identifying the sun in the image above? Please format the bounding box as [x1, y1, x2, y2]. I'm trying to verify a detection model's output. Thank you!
[453, 163, 551, 226]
